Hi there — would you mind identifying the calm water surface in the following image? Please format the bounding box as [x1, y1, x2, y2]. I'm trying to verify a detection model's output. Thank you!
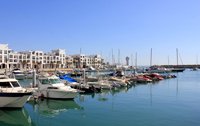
[0, 70, 200, 126]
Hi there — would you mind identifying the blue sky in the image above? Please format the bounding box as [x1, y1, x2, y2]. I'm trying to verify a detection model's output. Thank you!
[0, 0, 200, 65]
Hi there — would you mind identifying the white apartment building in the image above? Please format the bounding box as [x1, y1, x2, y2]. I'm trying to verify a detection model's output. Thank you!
[43, 49, 66, 69]
[0, 44, 67, 70]
[70, 54, 103, 68]
[19, 49, 66, 69]
[18, 50, 44, 69]
[0, 44, 12, 69]
[0, 44, 104, 70]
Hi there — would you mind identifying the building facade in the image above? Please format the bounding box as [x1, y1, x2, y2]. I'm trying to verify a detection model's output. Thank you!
[0, 44, 104, 70]
[70, 54, 104, 68]
[0, 44, 67, 70]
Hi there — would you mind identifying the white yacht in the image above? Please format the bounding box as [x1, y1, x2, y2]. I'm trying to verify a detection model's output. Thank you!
[33, 75, 78, 100]
[12, 69, 25, 80]
[0, 76, 32, 108]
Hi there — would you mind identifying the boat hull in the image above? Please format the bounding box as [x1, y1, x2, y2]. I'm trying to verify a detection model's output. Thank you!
[171, 69, 185, 72]
[0, 92, 32, 108]
[38, 90, 78, 100]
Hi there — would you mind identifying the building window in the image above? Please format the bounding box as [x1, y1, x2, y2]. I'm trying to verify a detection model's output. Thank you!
[4, 50, 7, 54]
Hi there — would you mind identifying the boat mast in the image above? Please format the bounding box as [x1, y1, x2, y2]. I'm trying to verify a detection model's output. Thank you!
[150, 48, 152, 66]
[135, 52, 137, 70]
[118, 49, 120, 65]
[176, 48, 179, 66]
[112, 49, 114, 65]
[131, 54, 133, 67]
[168, 56, 170, 66]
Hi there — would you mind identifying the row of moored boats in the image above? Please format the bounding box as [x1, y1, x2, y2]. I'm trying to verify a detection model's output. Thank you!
[0, 69, 177, 108]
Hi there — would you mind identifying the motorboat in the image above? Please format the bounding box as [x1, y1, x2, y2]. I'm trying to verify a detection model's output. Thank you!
[12, 69, 25, 80]
[33, 74, 79, 100]
[0, 76, 32, 108]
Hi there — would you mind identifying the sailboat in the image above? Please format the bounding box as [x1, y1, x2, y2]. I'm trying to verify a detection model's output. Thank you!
[192, 55, 199, 71]
[171, 48, 185, 72]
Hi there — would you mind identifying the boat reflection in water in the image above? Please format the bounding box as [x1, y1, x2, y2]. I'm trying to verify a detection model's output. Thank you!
[0, 108, 33, 126]
[110, 85, 133, 96]
[27, 99, 83, 117]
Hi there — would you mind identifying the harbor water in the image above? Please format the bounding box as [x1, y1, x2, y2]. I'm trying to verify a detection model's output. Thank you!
[1, 70, 200, 126]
